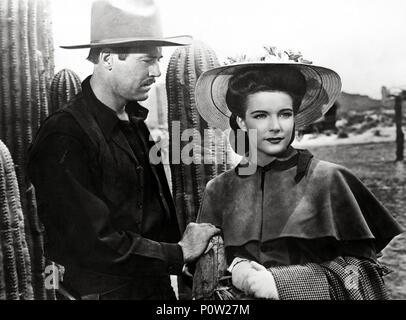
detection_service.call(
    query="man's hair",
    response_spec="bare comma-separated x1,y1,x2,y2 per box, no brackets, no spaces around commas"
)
87,47,130,64
225,65,307,119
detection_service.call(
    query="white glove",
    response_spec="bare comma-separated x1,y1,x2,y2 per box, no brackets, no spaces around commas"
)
229,257,253,293
245,261,279,300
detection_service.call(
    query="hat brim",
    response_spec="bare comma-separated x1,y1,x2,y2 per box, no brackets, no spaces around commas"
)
60,35,193,49
195,62,342,131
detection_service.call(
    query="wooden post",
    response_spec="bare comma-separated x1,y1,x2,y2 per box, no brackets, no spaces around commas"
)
192,236,228,300
394,95,404,161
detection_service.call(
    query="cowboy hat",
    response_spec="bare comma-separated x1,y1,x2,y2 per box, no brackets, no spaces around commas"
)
195,60,342,131
61,0,192,49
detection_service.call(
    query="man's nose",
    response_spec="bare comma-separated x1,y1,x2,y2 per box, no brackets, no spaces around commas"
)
149,62,161,78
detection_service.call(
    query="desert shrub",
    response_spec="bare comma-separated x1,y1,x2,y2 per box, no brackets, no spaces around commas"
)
337,129,349,139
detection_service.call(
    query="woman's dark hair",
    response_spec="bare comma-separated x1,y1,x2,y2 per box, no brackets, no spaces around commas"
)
226,65,306,155
226,65,307,119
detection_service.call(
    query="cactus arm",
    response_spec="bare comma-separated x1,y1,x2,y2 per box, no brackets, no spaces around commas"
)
49,69,81,114
185,45,204,209
168,49,184,231
50,69,60,114
37,0,50,81
175,47,190,231
205,128,218,180
28,0,41,136
0,0,10,144
166,51,185,231
175,47,197,227
38,57,49,122
1,1,14,154
26,184,46,300
20,0,32,150
44,0,54,80
0,142,20,300
3,141,33,300
0,235,6,299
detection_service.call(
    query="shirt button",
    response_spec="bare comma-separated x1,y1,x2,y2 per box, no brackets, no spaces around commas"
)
137,203,143,209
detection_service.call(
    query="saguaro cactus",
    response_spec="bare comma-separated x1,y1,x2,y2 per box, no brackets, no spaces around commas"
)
0,0,54,300
166,40,235,300
166,40,233,233
0,140,33,300
50,69,82,114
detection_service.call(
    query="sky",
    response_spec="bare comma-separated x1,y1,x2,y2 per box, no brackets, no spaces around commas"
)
52,0,406,100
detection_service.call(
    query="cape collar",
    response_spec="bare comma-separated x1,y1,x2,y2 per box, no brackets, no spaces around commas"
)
235,147,314,183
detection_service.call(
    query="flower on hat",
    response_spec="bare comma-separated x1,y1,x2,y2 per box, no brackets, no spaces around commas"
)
263,46,313,64
225,46,313,65
225,54,250,65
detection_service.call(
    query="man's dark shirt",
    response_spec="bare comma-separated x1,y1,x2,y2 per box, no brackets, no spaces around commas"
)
27,76,183,296
117,120,167,240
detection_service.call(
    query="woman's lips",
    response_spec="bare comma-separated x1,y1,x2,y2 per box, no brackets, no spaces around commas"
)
266,137,284,144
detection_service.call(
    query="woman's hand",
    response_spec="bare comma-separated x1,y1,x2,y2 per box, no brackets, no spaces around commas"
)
230,259,279,299
230,258,253,292
245,261,279,300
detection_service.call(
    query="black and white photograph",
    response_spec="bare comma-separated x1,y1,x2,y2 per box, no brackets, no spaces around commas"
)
0,0,405,307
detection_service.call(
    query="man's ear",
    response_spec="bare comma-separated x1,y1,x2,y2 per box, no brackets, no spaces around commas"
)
100,49,113,70
236,116,247,132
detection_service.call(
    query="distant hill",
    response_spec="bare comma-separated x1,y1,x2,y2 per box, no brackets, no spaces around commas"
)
337,92,384,115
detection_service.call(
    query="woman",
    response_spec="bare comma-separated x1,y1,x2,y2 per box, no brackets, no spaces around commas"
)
193,60,403,300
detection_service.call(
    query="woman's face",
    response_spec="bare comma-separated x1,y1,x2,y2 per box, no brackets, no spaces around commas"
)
237,91,295,165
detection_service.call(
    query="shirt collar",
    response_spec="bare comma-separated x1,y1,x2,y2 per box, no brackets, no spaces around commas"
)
81,76,149,139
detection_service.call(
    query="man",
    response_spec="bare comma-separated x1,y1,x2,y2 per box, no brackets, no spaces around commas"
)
27,0,219,300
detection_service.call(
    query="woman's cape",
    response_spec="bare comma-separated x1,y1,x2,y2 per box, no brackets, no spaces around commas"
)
198,155,403,255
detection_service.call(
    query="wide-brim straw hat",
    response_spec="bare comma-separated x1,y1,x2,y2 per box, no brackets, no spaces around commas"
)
195,61,342,131
61,0,192,49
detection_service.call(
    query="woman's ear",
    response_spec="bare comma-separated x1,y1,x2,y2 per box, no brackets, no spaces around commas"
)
236,116,247,132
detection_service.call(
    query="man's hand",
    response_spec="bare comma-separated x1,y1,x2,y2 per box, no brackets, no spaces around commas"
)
178,222,221,263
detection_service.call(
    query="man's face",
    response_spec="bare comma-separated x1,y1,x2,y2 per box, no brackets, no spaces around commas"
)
110,46,163,103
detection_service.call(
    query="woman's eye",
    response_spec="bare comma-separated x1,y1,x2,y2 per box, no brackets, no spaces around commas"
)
253,114,267,119
280,112,293,118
